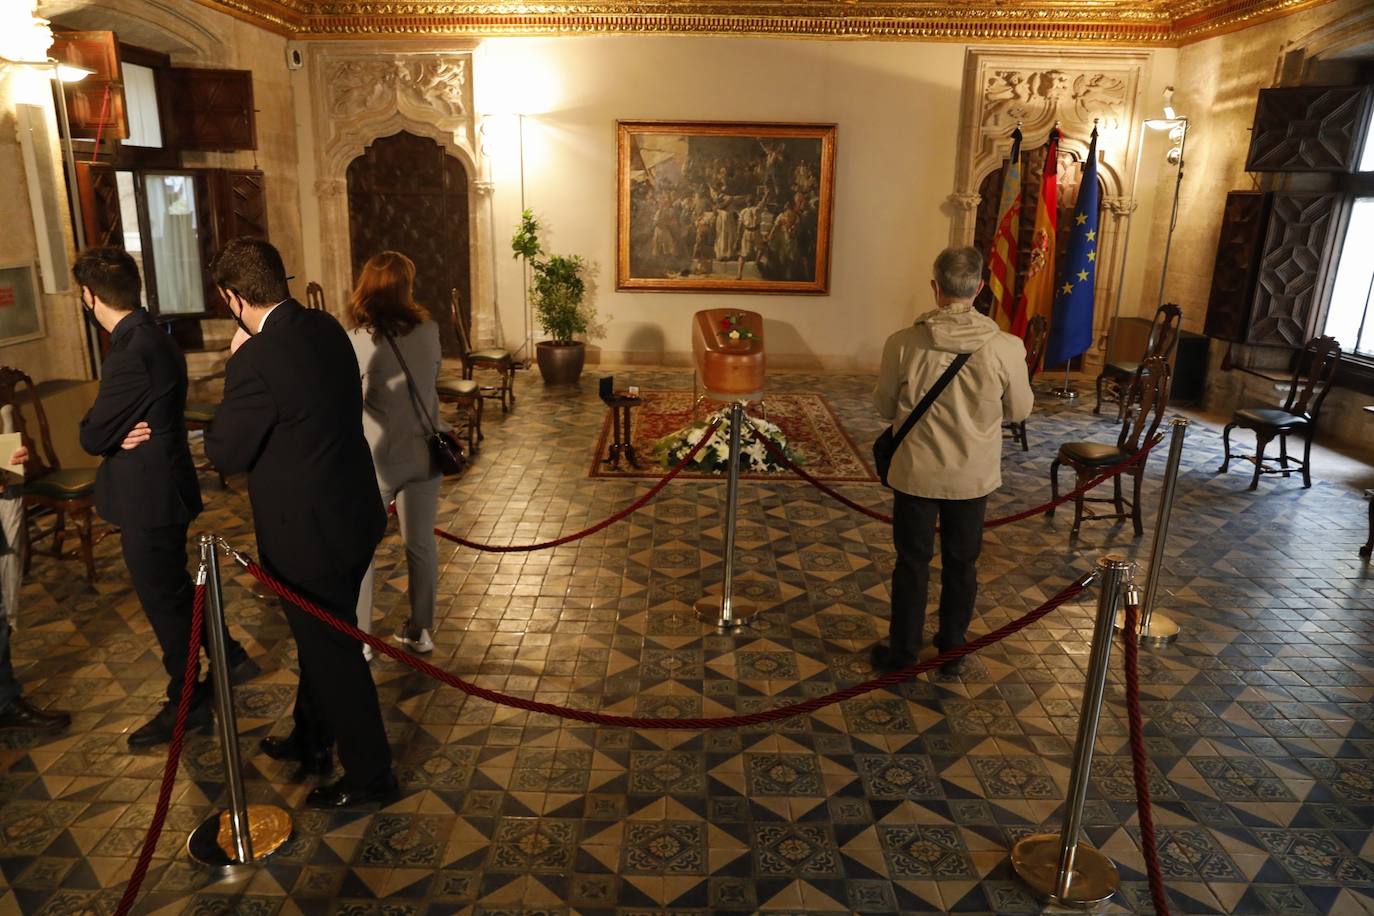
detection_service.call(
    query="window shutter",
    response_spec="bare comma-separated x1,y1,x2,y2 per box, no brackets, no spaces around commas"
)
73,162,124,248
1246,86,1374,173
1246,192,1343,347
50,31,128,141
165,68,256,151
1203,191,1269,343
211,169,269,243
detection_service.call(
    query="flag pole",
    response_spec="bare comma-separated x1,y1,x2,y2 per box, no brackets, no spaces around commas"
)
1051,361,1077,399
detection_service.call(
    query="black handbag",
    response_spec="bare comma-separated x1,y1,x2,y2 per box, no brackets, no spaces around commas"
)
873,352,970,488
384,333,467,477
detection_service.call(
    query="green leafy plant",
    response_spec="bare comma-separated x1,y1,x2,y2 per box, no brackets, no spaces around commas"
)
511,209,597,344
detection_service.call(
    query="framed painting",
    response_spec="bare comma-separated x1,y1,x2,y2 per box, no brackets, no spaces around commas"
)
0,263,45,348
616,120,836,294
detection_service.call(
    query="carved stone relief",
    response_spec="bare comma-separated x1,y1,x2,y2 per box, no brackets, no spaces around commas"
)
326,55,468,127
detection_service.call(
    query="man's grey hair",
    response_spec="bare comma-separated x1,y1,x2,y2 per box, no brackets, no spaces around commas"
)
932,246,984,300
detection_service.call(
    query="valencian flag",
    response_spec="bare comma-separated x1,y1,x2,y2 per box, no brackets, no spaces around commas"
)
1045,127,1102,367
1008,127,1059,338
987,127,1023,331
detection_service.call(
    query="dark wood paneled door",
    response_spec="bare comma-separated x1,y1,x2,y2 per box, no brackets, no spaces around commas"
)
347,131,470,356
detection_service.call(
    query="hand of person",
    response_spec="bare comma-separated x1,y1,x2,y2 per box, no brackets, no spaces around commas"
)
0,446,25,494
230,326,251,355
121,421,152,451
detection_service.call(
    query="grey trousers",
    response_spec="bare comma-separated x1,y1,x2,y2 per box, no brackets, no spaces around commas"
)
0,492,25,713
355,473,441,635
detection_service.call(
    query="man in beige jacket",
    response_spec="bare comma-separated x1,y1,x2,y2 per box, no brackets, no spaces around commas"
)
870,246,1034,676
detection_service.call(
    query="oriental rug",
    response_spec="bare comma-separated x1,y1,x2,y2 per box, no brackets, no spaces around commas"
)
588,389,878,482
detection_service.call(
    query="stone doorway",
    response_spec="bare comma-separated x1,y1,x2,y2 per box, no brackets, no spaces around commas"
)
346,130,471,355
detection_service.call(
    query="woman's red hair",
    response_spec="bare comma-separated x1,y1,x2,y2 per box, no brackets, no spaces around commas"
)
348,250,428,340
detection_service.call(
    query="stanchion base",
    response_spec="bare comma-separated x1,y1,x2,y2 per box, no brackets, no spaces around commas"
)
1050,387,1079,400
1012,833,1119,907
694,598,760,629
1113,609,1181,646
187,804,292,871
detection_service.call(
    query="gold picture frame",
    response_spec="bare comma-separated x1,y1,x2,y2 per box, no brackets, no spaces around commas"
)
616,120,836,294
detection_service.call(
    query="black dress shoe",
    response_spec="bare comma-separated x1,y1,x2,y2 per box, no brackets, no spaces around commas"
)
260,735,333,780
938,656,968,677
306,772,400,809
0,698,71,735
869,643,916,673
129,698,212,749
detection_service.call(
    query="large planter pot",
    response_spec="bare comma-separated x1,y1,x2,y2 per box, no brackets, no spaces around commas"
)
536,340,586,385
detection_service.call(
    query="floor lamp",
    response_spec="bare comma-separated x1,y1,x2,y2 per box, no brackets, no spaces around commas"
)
1105,93,1189,364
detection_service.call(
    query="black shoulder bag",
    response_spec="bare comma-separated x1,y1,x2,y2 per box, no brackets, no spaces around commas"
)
872,352,971,488
384,334,467,477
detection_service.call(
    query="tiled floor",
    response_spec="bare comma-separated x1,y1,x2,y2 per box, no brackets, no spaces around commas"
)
2,366,1372,915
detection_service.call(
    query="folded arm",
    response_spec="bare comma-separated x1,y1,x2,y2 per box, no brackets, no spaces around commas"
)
205,356,277,475
79,350,149,457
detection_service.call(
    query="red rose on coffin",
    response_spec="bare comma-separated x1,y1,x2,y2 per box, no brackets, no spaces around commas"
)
720,318,732,331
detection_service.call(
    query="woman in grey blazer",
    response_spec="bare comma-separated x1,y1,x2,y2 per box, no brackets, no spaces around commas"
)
348,251,445,656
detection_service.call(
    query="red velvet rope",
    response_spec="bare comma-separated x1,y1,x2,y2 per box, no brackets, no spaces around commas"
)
748,418,1163,529
236,548,1092,729
432,417,721,552
1122,599,1170,916
114,583,206,916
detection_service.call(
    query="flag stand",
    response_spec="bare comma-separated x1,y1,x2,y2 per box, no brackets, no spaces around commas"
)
1051,363,1077,400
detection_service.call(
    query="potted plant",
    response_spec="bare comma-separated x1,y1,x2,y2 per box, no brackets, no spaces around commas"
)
512,209,599,385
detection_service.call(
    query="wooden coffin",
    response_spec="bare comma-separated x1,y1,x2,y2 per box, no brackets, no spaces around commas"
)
692,309,765,402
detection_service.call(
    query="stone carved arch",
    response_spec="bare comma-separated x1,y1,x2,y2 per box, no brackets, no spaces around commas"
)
40,0,225,62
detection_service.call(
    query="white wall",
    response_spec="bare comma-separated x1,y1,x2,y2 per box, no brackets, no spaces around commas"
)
478,36,972,373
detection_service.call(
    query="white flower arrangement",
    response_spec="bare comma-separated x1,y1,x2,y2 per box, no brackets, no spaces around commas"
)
653,408,797,473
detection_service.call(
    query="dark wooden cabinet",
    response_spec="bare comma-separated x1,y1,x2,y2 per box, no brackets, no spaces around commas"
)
1203,191,1270,343
50,31,128,141
165,68,256,151
1246,85,1373,173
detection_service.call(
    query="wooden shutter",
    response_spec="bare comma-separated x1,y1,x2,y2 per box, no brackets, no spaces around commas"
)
50,31,128,141
210,169,269,242
1203,191,1269,342
1246,86,1374,173
73,162,124,249
165,68,256,151
1246,192,1343,348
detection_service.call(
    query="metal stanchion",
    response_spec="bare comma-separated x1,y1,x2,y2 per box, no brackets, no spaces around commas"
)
696,401,759,628
1051,363,1078,400
1115,415,1186,646
1012,554,1132,907
187,535,292,870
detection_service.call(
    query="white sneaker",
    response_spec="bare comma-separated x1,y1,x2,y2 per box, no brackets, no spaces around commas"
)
394,627,434,654
362,644,374,662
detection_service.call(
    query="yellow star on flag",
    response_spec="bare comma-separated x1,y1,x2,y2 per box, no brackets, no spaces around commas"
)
1075,213,1087,225
1087,249,1096,262
1061,282,1074,295
1085,229,1096,241
1078,269,1089,281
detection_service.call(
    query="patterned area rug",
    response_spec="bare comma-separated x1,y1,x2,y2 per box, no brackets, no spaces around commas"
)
588,390,878,482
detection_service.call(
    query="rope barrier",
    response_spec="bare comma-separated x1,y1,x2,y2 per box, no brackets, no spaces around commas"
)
114,583,206,916
231,541,1092,729
746,416,1163,529
1121,598,1171,916
432,417,721,552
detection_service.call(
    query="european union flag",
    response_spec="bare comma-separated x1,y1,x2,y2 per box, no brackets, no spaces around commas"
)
1044,127,1101,367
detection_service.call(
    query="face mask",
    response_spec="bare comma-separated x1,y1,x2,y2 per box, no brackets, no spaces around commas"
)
80,292,102,333
225,290,256,339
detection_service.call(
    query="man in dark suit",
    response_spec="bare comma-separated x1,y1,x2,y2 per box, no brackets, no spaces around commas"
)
74,247,249,748
205,237,395,808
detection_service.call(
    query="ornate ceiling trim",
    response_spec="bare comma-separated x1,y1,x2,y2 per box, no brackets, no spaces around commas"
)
188,0,1337,45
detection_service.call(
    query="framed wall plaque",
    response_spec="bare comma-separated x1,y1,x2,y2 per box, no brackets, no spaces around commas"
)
0,263,45,348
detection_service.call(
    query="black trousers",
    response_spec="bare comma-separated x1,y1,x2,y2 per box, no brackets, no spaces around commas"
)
273,557,391,789
121,523,241,703
888,492,987,657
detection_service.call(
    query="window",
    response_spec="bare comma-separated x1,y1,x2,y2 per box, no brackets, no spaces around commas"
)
1322,94,1374,359
121,63,162,148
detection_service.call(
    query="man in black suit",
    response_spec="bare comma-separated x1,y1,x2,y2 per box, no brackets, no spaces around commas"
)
205,237,395,808
74,248,249,748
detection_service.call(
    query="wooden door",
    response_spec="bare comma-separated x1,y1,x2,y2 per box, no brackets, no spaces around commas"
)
346,131,470,356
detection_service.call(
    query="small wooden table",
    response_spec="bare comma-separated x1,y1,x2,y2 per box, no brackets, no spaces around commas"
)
1363,406,1373,558
603,393,643,470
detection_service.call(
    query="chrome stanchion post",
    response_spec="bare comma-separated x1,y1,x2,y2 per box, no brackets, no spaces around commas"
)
188,535,292,870
1116,415,1186,646
696,402,759,628
1012,554,1131,907
1051,362,1078,400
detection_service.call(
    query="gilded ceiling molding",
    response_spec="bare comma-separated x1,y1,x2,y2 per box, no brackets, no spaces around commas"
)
189,0,1338,44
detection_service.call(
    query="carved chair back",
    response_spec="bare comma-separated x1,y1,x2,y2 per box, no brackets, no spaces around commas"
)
305,281,326,311
1024,314,1049,379
1117,357,1171,454
1283,335,1342,419
1141,303,1183,364
0,367,59,479
450,288,474,355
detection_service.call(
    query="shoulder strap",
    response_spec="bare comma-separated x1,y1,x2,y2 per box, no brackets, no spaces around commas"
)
890,352,972,449
383,333,440,438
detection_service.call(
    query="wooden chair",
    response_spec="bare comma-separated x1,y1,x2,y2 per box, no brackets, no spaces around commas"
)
1050,357,1171,537
1218,336,1341,490
305,282,326,310
0,368,99,581
437,376,483,454
451,288,515,413
1005,314,1048,452
1095,303,1182,416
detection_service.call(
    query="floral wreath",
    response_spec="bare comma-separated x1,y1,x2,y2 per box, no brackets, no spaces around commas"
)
717,313,759,342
